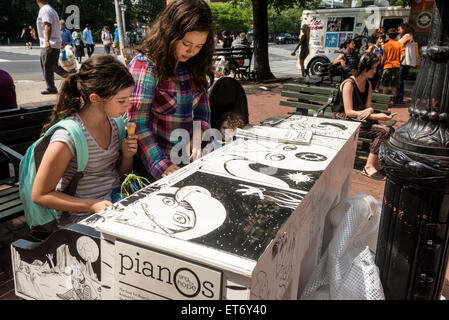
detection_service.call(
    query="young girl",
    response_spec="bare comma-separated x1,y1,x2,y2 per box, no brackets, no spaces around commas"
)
72,27,85,63
366,33,385,92
32,55,137,228
128,0,215,180
204,112,245,153
333,53,395,180
291,24,310,77
333,38,357,79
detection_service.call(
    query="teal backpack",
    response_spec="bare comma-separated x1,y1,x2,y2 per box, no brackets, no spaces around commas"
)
19,117,126,230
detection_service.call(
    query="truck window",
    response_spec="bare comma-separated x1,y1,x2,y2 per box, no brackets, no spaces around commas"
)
341,17,355,32
383,18,405,31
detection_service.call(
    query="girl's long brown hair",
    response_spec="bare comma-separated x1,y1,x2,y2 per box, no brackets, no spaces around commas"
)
42,55,134,134
138,0,215,92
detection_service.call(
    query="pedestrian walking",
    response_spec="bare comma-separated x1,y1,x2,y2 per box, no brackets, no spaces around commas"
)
113,23,120,55
20,24,33,49
101,26,113,54
127,0,215,180
72,26,85,63
394,23,417,104
381,28,405,99
83,24,95,58
291,24,310,77
60,20,74,48
35,0,69,95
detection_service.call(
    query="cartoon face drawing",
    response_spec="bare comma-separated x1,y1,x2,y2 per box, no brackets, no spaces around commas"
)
97,186,227,241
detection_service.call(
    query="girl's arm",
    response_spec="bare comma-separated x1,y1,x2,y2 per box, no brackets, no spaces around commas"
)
32,141,111,213
333,54,346,67
128,58,175,179
190,91,211,161
291,35,303,55
117,135,138,175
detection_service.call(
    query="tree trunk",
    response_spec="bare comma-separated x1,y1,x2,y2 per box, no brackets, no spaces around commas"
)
252,0,275,81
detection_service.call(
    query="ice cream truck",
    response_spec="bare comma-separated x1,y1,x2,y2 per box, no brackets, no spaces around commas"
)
302,5,411,75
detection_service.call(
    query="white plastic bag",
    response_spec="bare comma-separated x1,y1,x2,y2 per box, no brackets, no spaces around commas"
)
300,193,385,300
59,45,77,72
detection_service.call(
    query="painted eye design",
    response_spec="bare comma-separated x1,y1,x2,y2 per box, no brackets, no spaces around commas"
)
282,145,297,152
163,197,176,206
295,152,327,162
173,212,190,225
266,153,285,161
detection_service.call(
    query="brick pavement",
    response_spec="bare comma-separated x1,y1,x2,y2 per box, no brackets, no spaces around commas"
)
1,78,448,300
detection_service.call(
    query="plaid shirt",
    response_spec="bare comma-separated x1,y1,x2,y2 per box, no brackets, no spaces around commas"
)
127,54,210,179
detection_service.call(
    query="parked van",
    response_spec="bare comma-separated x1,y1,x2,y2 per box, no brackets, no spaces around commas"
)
301,5,410,75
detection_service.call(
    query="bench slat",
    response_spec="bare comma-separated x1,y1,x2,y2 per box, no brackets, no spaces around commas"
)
0,204,23,220
281,91,332,103
0,191,20,205
0,186,19,197
283,83,338,95
0,198,22,211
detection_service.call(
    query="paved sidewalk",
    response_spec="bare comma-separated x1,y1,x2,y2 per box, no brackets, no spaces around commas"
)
1,74,448,300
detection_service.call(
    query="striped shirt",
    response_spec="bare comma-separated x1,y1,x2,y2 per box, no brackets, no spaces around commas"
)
50,113,122,203
127,54,210,179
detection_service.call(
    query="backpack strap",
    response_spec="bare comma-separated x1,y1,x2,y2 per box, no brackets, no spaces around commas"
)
113,116,126,145
43,119,89,172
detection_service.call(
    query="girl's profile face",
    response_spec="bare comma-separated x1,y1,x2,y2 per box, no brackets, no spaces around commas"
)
175,31,208,62
103,87,133,118
366,62,379,79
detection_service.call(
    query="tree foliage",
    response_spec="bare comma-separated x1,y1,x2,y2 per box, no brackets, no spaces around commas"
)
0,0,165,42
209,1,252,34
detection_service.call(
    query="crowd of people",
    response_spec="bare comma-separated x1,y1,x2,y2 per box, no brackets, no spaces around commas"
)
330,24,417,104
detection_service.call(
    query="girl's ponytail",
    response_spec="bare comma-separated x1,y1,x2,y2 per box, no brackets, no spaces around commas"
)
41,73,83,135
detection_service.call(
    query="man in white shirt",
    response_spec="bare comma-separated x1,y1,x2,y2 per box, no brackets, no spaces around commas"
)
83,24,95,58
36,0,68,94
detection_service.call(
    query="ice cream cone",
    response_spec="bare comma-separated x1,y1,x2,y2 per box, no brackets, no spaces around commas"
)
126,122,136,135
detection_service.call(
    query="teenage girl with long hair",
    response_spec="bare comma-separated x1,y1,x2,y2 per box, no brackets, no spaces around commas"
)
32,55,137,228
334,53,395,180
127,0,215,180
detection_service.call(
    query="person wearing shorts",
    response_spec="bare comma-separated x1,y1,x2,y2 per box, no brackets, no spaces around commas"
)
381,67,399,89
381,28,404,100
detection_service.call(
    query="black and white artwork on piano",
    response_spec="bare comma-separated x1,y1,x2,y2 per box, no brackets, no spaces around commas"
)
11,228,101,300
274,114,360,140
199,138,337,191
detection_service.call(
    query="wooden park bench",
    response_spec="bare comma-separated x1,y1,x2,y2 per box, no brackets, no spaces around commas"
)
213,47,255,80
0,103,54,221
314,62,345,86
261,83,396,151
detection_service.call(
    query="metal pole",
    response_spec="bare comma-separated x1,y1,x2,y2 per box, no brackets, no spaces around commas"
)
121,1,127,46
114,0,125,56
376,0,449,300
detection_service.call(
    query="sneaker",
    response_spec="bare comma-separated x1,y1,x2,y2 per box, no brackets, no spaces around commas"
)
41,88,58,95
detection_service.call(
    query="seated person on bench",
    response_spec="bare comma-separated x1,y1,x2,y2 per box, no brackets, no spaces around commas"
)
333,38,357,79
333,53,395,181
230,33,250,78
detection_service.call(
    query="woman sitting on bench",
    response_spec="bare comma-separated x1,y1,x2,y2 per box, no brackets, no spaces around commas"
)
333,52,395,181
